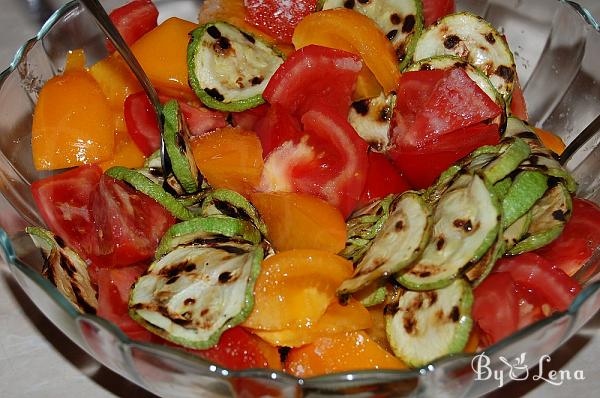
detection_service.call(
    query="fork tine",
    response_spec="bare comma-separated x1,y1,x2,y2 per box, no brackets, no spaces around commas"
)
559,112,600,166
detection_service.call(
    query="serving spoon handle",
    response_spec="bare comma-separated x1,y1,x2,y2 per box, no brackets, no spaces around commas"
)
78,0,171,172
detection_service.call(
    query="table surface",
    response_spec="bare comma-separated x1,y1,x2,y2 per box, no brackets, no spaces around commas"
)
2,1,600,397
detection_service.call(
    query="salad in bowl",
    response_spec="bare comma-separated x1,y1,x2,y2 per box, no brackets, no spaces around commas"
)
1,0,600,397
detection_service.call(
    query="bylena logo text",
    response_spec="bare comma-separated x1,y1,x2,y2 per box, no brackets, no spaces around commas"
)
471,352,586,388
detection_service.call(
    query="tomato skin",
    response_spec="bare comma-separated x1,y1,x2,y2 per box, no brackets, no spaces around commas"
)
535,198,600,276
472,272,520,346
107,0,159,52
392,69,502,148
422,0,455,26
90,175,176,266
510,80,528,121
494,253,581,312
124,92,229,156
188,327,281,370
263,45,362,117
358,152,411,207
390,123,500,189
254,103,302,157
96,264,154,342
31,164,103,260
231,103,270,131
124,92,161,156
244,0,317,43
298,108,369,217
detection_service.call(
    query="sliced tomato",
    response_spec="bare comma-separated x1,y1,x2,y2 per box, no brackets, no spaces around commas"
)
124,92,229,156
510,80,528,121
389,123,500,189
472,272,520,346
158,94,228,137
263,45,362,117
31,165,102,259
422,0,455,26
254,103,302,157
96,263,155,342
231,103,270,131
535,198,600,277
107,0,159,53
513,282,546,330
187,327,281,370
393,68,502,148
90,175,176,266
358,152,411,207
244,0,317,43
495,253,581,312
124,91,161,156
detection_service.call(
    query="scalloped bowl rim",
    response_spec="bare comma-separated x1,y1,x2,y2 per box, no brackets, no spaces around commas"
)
0,0,599,391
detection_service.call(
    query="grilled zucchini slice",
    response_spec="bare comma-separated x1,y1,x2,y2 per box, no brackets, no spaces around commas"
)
508,183,573,255
105,166,195,220
188,22,284,112
162,100,201,194
338,192,432,296
155,216,262,259
26,227,97,314
201,188,268,237
348,93,395,152
397,174,500,290
320,0,423,69
413,12,516,98
129,242,262,349
340,194,396,264
385,278,473,367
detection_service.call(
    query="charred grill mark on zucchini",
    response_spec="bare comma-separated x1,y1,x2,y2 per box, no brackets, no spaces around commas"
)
27,227,98,314
320,0,423,70
413,12,516,98
188,22,284,112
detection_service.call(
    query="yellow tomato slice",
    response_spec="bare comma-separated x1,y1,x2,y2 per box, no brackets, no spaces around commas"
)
293,9,401,95
190,127,264,196
242,250,353,331
32,70,115,170
534,127,566,155
253,299,371,347
250,192,347,253
285,331,407,377
131,17,198,98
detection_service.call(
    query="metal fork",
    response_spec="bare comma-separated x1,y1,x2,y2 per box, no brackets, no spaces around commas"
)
79,0,172,175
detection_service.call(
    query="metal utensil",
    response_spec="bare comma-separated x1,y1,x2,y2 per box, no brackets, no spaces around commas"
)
79,0,171,174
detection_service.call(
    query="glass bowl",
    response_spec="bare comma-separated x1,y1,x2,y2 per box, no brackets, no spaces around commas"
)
1,0,600,397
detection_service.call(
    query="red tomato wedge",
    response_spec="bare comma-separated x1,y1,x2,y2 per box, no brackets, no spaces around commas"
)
124,92,228,155
422,0,456,26
96,263,154,342
231,103,270,131
254,103,302,157
536,198,600,276
260,108,368,217
31,164,102,259
107,0,159,53
495,253,581,312
188,327,281,370
90,175,175,266
392,68,502,148
358,152,411,207
510,80,528,121
472,272,520,346
390,123,500,189
124,91,161,156
263,45,362,117
244,0,317,43
159,94,228,137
